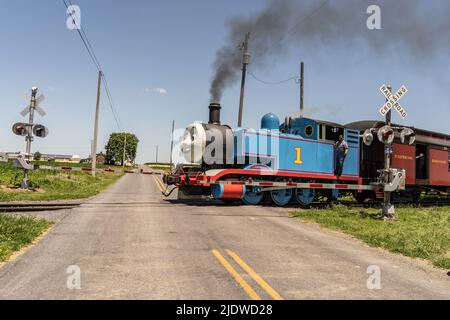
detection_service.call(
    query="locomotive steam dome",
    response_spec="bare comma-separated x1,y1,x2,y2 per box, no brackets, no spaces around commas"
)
261,113,280,130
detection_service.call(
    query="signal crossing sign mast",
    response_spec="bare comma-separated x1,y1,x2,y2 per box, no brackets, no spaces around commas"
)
12,87,48,188
361,85,414,219
378,84,411,219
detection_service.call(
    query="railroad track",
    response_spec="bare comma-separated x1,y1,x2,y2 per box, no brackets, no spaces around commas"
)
0,202,82,212
166,198,450,208
310,200,450,208
1,199,447,212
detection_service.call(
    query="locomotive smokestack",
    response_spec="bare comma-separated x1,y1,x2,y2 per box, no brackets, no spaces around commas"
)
208,102,221,125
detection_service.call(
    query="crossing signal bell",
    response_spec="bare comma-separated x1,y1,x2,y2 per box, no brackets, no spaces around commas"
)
32,124,48,138
377,126,395,144
12,123,28,136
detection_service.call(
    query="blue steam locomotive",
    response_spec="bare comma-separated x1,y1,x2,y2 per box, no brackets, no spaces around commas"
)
164,103,369,206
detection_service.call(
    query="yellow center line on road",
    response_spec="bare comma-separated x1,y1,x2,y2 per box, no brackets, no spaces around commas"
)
152,175,165,193
211,249,262,300
226,249,284,300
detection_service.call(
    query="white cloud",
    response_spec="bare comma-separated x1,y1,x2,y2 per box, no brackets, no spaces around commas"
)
143,87,167,95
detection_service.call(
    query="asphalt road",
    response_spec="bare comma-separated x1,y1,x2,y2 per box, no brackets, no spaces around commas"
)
0,172,449,299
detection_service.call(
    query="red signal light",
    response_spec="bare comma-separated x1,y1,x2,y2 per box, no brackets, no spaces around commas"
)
32,124,48,138
12,123,28,136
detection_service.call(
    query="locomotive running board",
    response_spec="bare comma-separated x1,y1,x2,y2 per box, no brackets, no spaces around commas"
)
199,179,376,191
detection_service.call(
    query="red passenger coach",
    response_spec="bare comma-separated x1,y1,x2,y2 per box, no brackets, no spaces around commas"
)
391,143,416,185
429,148,450,186
347,120,450,199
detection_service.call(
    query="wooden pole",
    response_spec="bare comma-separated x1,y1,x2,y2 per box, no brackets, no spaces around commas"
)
92,70,102,177
237,32,250,127
300,62,304,115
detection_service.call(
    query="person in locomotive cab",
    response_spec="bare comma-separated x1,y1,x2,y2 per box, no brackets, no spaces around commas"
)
334,135,349,177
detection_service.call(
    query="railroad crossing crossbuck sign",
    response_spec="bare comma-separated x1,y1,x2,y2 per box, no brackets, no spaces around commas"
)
20,94,46,117
379,84,408,119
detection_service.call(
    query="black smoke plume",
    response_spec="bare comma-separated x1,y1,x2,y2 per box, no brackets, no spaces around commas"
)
210,0,450,102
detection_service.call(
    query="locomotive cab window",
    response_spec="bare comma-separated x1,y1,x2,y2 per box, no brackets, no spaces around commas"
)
448,151,450,171
319,124,344,142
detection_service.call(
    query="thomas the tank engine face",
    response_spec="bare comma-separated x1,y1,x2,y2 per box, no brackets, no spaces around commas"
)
180,103,234,166
181,123,206,164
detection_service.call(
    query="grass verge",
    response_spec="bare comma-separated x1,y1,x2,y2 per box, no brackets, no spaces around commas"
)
0,162,123,202
0,214,53,262
290,205,450,269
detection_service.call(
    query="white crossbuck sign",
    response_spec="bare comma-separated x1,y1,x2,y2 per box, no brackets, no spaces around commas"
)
379,85,408,119
20,94,46,117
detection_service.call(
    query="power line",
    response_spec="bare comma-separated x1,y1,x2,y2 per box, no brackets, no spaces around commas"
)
286,0,330,37
67,0,102,69
62,0,121,131
62,0,101,71
248,68,299,85
246,1,329,86
250,0,330,60
102,75,121,130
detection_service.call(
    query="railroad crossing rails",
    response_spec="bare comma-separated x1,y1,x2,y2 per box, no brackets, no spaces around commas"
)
0,201,82,212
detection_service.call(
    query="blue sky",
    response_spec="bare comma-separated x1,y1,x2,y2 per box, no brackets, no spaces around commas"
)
1,0,449,163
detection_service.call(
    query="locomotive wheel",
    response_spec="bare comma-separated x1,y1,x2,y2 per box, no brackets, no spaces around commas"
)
294,188,315,206
270,188,293,206
242,185,264,205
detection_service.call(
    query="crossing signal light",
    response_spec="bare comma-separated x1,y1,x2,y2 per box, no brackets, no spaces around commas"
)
400,127,415,145
377,126,395,144
32,124,48,138
12,123,28,136
362,129,374,146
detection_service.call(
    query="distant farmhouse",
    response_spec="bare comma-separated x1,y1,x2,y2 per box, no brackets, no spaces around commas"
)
80,152,106,165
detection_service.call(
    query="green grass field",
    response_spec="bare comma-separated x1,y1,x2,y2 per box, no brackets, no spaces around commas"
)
291,205,450,269
0,162,123,202
0,214,53,262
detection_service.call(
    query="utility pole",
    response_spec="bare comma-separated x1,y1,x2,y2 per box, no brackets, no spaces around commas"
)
122,133,127,168
90,140,93,162
169,120,175,166
92,70,102,177
155,145,159,164
300,62,305,116
237,32,250,127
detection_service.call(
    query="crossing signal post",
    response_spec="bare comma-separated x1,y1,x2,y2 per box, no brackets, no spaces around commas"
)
362,84,414,219
12,87,49,189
